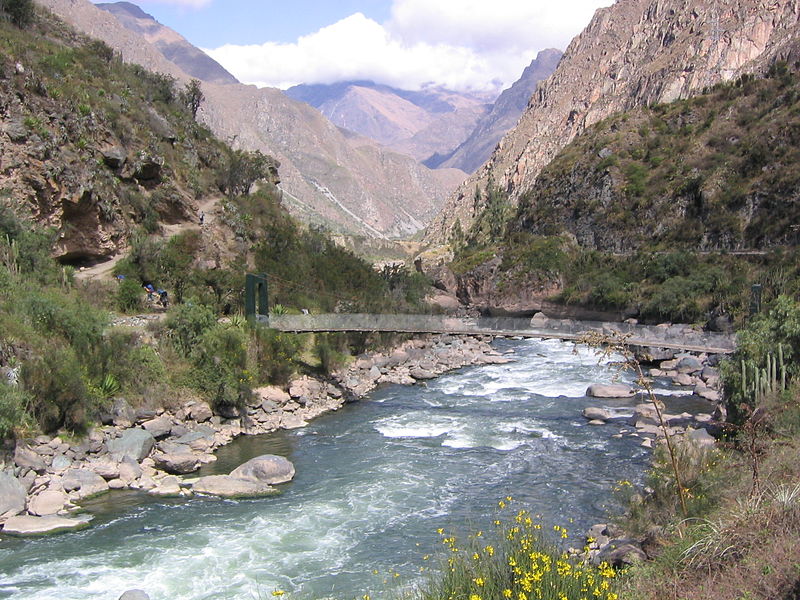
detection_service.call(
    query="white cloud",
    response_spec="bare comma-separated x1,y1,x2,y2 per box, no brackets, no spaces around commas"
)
205,0,614,93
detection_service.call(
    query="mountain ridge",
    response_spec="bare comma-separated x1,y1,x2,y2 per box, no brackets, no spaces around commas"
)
424,0,800,246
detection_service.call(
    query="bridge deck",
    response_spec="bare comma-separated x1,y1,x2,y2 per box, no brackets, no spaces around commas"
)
262,314,735,354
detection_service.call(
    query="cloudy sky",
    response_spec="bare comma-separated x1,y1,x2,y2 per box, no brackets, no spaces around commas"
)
101,0,615,93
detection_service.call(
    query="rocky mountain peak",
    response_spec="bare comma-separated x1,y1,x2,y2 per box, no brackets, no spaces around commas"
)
424,0,800,245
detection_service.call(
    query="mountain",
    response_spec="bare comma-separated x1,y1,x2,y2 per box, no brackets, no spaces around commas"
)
423,0,800,246
430,49,563,173
39,0,466,239
96,1,239,85
285,81,492,163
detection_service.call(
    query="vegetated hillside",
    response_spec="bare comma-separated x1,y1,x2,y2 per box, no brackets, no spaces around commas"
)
437,68,800,326
0,7,432,438
424,0,800,247
0,7,248,264
431,49,563,174
39,0,466,241
285,80,491,163
512,65,800,253
95,1,239,85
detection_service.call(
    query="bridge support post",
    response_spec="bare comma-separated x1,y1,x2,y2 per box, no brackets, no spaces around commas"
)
245,273,268,322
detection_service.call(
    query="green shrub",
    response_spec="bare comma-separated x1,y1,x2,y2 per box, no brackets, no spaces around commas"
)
21,343,94,433
165,302,216,355
249,326,300,386
24,288,107,353
0,382,31,440
116,277,142,313
190,323,249,410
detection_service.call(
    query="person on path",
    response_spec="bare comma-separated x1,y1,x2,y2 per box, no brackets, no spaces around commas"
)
199,211,205,226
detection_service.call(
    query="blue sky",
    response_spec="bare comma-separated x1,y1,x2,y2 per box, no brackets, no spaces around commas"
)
110,0,392,47
97,1,613,92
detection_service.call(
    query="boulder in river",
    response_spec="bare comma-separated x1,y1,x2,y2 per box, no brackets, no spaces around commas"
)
119,591,150,600
190,475,277,498
230,454,295,485
61,468,109,499
585,384,635,398
582,407,611,421
27,489,69,516
2,514,91,536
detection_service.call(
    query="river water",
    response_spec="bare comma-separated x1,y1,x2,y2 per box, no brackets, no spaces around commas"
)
0,338,700,600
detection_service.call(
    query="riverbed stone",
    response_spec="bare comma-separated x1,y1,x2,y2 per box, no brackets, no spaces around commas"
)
188,402,213,423
152,452,202,475
107,429,155,462
582,407,611,421
27,489,69,516
230,455,295,485
13,446,46,472
141,416,173,439
592,539,647,567
148,475,183,497
2,514,91,536
119,590,150,600
61,468,109,499
50,455,72,473
0,472,26,518
585,384,635,398
190,475,276,498
280,413,307,429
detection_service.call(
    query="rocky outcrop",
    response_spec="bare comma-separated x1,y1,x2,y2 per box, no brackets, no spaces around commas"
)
3,514,91,536
425,0,800,245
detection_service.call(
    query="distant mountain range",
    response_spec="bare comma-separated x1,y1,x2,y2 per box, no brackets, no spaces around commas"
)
285,81,493,164
39,0,466,239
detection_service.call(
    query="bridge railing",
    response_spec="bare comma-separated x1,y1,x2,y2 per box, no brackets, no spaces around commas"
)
261,313,736,353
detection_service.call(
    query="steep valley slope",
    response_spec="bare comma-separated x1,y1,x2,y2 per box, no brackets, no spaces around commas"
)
424,0,800,246
37,0,466,240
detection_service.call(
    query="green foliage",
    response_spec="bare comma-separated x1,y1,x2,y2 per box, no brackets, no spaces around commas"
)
116,277,142,313
181,78,204,120
218,148,274,197
0,0,34,27
190,323,249,410
249,325,301,386
165,302,217,355
0,382,31,439
21,343,93,434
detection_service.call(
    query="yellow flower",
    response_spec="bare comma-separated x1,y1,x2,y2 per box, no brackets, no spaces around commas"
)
503,590,513,598
271,592,285,597
470,594,482,600
484,545,495,556
474,577,485,587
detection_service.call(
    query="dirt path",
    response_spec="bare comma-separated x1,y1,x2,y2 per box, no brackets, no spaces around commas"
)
75,196,221,282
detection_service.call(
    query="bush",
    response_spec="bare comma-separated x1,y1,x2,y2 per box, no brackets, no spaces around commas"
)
0,0,34,27
249,326,300,386
116,277,142,313
190,323,249,410
165,302,216,354
21,343,94,433
0,382,31,440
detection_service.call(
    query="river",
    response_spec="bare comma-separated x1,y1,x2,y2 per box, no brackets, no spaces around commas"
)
0,338,698,600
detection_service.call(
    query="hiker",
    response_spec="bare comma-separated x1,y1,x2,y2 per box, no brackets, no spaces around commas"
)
143,283,156,302
158,289,169,308
199,211,205,226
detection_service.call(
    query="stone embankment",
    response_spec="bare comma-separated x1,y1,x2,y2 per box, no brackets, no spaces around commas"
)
0,334,509,536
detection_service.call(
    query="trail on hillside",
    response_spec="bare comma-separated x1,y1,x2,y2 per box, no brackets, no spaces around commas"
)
75,196,221,282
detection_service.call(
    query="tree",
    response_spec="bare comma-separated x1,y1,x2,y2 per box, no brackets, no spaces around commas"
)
1,0,34,27
218,148,274,197
181,78,204,120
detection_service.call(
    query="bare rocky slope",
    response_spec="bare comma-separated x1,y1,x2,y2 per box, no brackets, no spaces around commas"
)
432,49,563,174
37,0,465,239
285,81,492,163
424,0,800,246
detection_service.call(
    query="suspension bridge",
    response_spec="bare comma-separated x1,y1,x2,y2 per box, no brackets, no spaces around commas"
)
244,274,736,354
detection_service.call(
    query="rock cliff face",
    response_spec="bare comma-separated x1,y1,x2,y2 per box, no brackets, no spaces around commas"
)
433,49,563,174
37,0,464,239
424,0,800,245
